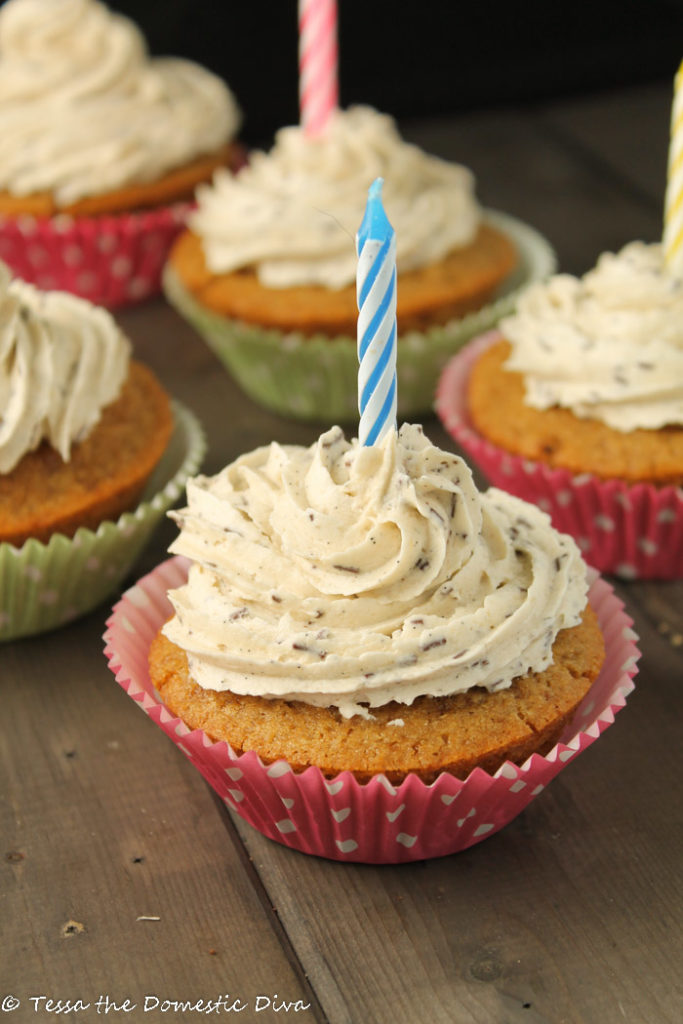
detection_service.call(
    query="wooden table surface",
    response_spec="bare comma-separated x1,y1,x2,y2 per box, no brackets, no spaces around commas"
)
2,82,681,1024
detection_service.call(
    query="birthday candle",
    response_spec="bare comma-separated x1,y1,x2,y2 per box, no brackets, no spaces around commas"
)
356,178,397,447
298,0,339,136
663,59,683,271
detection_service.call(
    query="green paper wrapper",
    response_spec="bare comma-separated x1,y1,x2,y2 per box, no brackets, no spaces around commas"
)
0,401,205,641
163,210,556,422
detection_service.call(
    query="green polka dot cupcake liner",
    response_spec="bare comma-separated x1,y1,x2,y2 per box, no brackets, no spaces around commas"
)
0,401,205,641
163,210,556,422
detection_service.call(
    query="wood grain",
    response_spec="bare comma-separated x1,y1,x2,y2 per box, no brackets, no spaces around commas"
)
2,81,681,1024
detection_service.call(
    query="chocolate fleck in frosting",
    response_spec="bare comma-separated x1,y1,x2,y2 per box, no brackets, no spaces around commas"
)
163,424,588,718
191,105,480,290
501,241,683,432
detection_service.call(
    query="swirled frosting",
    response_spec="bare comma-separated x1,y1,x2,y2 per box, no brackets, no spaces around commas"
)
501,241,683,431
163,424,588,719
0,0,241,205
0,260,130,473
191,105,481,289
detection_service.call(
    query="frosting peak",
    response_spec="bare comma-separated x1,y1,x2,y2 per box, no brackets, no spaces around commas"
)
0,0,241,205
501,241,683,431
191,105,481,289
164,425,588,718
0,260,130,473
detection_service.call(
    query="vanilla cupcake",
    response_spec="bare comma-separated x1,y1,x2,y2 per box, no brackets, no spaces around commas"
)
0,260,204,639
164,106,554,420
0,0,242,307
437,241,683,578
105,424,638,863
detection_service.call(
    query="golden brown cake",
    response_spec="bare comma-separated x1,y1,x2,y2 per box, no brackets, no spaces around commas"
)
169,221,517,337
0,260,173,547
151,422,603,785
0,145,240,220
468,338,683,485
162,106,537,420
149,605,604,784
0,361,172,546
175,106,518,338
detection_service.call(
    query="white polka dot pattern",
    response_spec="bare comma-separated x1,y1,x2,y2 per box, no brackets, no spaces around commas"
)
0,202,192,309
436,332,683,580
104,557,640,864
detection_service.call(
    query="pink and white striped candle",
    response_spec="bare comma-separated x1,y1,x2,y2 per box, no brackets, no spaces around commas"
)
298,0,339,136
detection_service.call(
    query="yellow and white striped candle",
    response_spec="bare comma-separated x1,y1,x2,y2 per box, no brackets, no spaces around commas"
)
663,59,683,272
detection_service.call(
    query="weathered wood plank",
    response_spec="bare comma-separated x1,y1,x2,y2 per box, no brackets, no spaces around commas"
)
0,617,326,1022
1,80,681,1024
227,585,680,1024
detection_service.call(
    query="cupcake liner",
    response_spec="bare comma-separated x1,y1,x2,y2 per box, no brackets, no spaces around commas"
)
104,556,638,864
436,332,683,580
163,210,556,421
1,402,205,642
0,203,193,309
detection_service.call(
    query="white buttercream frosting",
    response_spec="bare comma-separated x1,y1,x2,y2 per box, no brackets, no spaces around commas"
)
0,260,130,473
501,241,683,431
163,424,588,719
0,0,241,205
191,105,481,289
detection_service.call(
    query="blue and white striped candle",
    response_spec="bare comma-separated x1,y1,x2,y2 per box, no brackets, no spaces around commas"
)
356,177,397,446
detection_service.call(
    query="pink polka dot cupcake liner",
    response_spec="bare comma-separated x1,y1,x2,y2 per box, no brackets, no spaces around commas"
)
103,556,639,864
0,203,192,309
436,332,683,580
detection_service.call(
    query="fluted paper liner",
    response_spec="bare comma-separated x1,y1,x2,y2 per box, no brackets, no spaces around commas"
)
435,332,683,579
163,210,556,421
104,557,638,863
0,203,192,309
0,145,248,309
1,402,205,641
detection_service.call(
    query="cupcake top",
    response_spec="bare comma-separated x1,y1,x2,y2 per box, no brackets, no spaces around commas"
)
500,241,683,432
0,0,241,206
0,260,130,473
191,105,481,289
163,424,588,719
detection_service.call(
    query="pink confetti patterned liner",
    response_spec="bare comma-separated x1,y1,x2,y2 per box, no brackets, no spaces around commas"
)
103,557,639,864
0,203,192,309
436,332,683,580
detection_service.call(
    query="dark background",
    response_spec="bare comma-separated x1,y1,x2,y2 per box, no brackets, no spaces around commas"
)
103,0,683,145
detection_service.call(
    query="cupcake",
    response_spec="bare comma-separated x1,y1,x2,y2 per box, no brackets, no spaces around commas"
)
437,241,683,579
105,424,638,863
0,260,205,640
163,105,555,420
0,0,242,307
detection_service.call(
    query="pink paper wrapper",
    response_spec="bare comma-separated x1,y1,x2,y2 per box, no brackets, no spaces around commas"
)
436,331,683,580
0,203,192,309
103,557,639,864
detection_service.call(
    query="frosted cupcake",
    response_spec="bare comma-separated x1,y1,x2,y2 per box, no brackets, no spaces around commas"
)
0,260,204,640
0,0,242,307
164,105,554,420
105,424,638,862
437,241,683,578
